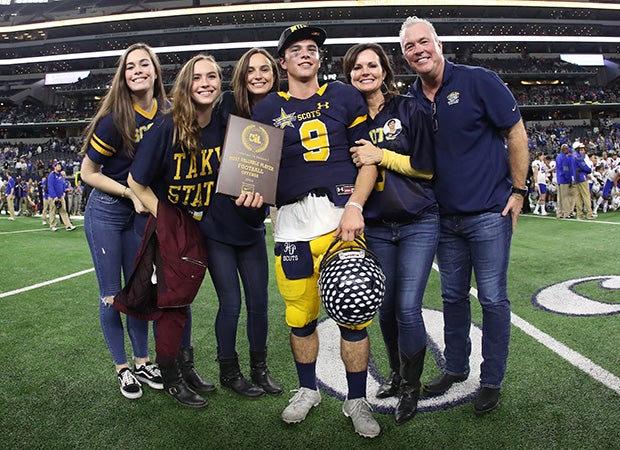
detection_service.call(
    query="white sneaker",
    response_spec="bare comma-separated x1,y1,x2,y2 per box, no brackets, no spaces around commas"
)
541,211,548,216
281,387,321,424
50,226,57,232
66,225,76,231
342,397,381,438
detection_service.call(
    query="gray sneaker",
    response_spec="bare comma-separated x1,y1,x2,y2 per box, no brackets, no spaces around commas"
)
342,397,381,438
281,387,321,424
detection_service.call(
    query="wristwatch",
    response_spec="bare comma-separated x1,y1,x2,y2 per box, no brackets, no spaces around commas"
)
511,186,528,197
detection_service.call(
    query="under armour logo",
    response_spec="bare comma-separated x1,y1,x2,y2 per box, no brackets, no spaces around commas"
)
317,102,330,110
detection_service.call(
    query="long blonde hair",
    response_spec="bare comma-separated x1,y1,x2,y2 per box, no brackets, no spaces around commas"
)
231,48,280,118
80,43,167,158
170,54,222,152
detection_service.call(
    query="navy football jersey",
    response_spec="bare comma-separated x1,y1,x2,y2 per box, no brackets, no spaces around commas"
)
86,99,161,183
129,110,224,216
131,94,265,245
364,95,437,222
251,81,369,207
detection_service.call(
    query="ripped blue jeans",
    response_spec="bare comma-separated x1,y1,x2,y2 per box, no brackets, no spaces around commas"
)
84,188,149,365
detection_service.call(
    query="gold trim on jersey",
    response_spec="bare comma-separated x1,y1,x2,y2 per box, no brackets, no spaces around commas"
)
133,98,158,120
278,84,328,101
348,114,367,129
277,91,291,101
90,133,116,157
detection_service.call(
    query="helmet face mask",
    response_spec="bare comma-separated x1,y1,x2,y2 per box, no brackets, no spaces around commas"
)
318,238,386,326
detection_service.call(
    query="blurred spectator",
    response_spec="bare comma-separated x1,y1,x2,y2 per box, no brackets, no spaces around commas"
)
46,161,76,231
4,170,16,220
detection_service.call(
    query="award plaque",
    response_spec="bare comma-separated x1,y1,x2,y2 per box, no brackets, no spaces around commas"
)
216,115,284,206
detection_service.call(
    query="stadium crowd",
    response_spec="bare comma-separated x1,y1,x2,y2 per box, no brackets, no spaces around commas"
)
2,121,619,221
3,55,616,125
3,85,619,126
1,48,618,222
0,160,85,219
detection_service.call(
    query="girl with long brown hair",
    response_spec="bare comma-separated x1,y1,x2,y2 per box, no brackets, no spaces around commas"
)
80,43,167,400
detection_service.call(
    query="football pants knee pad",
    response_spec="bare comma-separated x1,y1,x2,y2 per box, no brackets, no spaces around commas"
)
291,319,317,338
338,325,368,342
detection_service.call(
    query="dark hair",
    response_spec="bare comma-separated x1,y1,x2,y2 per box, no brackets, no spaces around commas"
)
231,48,280,118
342,43,398,104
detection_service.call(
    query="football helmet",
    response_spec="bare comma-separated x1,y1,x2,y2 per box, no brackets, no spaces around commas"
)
318,237,385,326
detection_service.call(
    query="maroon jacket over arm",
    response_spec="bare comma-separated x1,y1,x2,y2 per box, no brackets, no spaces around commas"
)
114,201,208,320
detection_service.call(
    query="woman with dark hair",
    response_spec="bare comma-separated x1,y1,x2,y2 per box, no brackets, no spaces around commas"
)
205,47,283,397
231,47,282,237
343,43,438,424
231,47,280,119
80,43,166,400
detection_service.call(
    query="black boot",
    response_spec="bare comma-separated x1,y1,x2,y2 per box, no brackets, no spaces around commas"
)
178,346,216,393
250,350,283,395
395,348,425,424
219,355,265,398
376,342,402,399
161,360,208,408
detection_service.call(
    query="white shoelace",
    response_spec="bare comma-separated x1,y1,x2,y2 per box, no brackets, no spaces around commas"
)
119,369,140,387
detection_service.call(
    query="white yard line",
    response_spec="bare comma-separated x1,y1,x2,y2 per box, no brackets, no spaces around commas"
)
522,214,620,225
432,263,620,395
0,268,94,298
510,313,620,395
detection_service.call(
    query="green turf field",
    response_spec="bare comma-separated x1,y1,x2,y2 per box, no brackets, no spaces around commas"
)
1,212,619,449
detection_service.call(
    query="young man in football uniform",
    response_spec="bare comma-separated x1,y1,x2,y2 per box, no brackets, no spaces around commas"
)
252,24,380,438
601,163,620,213
545,155,557,212
531,152,549,215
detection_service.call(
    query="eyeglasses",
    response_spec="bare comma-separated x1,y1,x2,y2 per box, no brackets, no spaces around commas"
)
431,101,438,132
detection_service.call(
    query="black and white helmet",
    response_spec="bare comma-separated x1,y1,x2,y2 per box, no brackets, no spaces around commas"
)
318,237,385,326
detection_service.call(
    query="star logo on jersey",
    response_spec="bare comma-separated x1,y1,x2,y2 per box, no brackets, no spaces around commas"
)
273,108,296,129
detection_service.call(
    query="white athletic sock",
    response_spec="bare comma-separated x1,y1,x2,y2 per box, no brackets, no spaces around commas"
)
595,197,603,210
